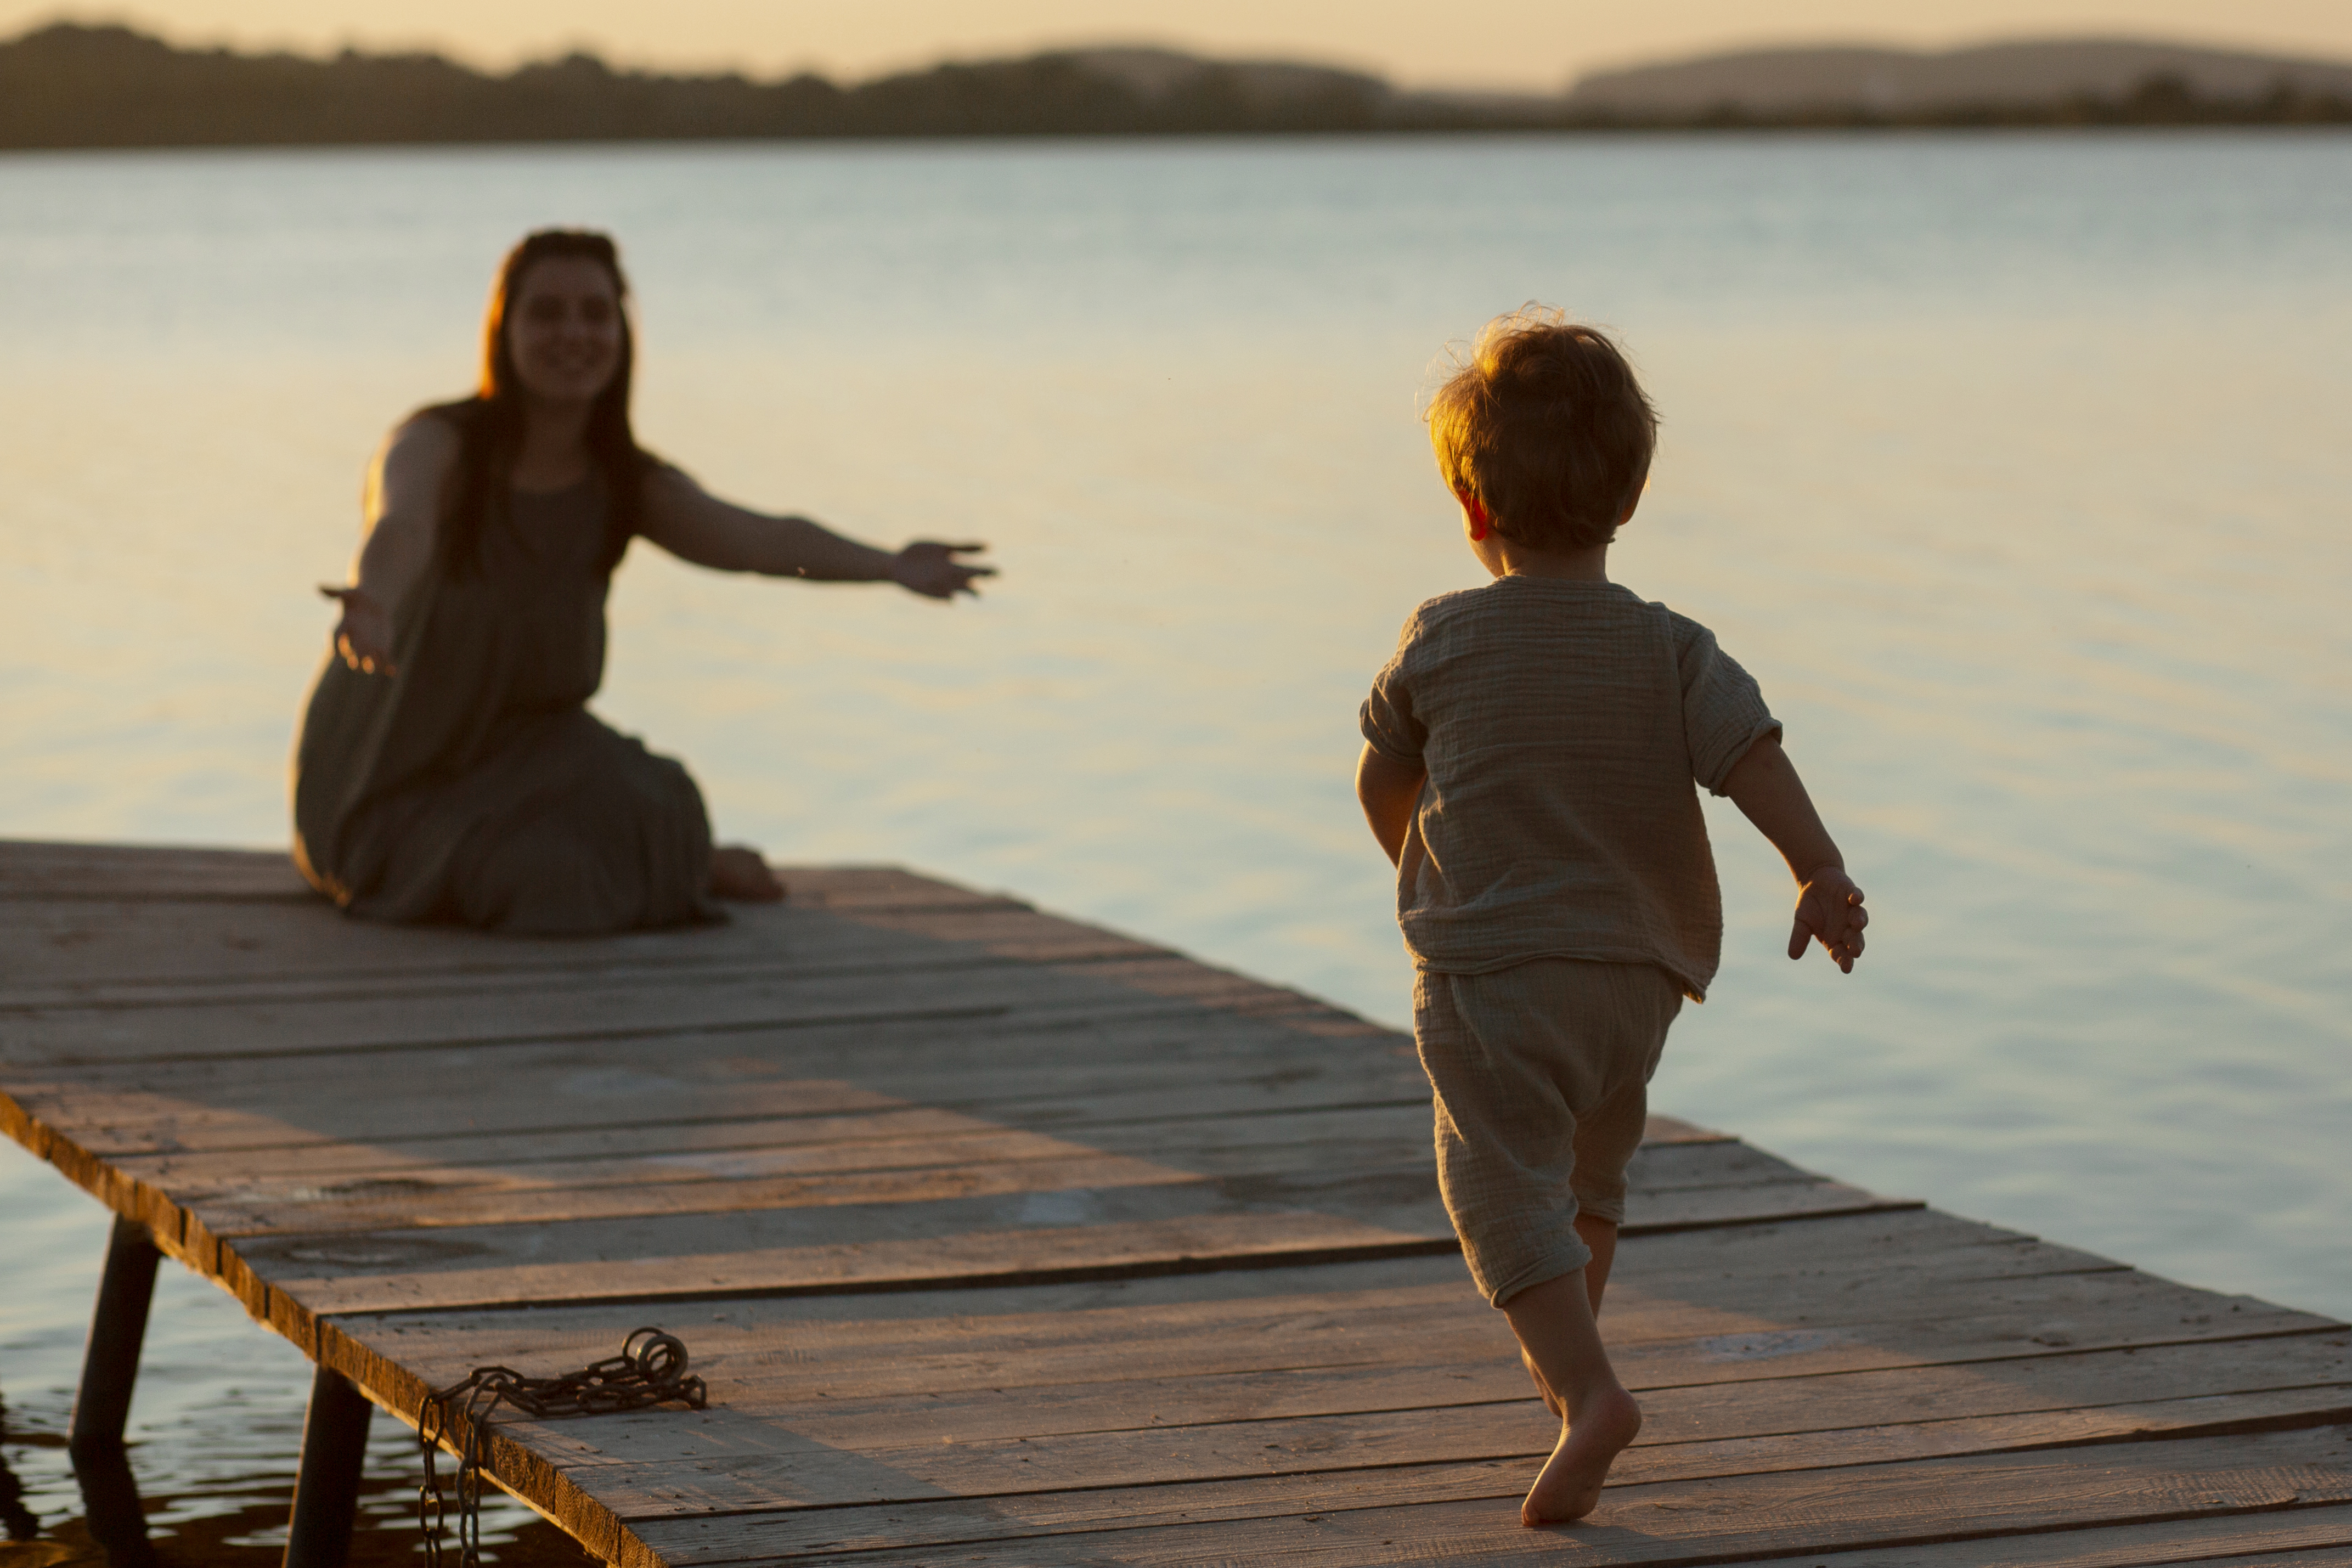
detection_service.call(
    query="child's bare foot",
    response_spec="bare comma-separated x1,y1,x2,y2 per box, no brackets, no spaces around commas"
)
1522,1383,1642,1526
710,845,786,902
1520,1347,1563,1417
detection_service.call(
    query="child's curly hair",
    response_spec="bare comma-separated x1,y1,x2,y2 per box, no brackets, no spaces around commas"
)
1426,308,1658,553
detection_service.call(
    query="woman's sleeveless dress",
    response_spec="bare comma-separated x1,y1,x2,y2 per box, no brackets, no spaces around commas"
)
291,478,720,935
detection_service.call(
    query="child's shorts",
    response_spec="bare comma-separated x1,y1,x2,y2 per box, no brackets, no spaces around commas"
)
1413,957,1684,1307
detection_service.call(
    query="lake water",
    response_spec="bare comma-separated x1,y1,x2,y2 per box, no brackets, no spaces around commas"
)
2,131,2348,1556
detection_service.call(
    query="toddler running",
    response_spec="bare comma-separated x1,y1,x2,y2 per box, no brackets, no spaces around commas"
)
1356,308,1868,1525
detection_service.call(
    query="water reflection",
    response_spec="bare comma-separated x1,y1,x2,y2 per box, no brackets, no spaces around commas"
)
2,1394,45,1542
67,1443,153,1568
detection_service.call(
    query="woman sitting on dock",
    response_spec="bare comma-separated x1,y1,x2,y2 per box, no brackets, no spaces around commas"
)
292,228,991,934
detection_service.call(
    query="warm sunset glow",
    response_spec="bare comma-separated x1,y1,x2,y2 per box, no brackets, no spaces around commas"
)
8,0,2350,89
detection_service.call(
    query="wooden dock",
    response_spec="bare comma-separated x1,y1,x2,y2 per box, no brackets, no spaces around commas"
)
4,837,2350,1566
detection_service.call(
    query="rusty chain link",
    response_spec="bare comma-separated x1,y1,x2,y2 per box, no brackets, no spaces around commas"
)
419,1327,707,1566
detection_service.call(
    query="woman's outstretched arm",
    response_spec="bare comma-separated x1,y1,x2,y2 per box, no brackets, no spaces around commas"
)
327,416,459,675
640,467,993,600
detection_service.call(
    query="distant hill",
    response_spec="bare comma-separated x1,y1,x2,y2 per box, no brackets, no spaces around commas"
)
2,22,2348,150
1569,37,2352,115
0,25,1428,147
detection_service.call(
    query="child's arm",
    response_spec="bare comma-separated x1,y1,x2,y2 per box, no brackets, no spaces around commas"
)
1721,734,1869,973
1356,744,1426,868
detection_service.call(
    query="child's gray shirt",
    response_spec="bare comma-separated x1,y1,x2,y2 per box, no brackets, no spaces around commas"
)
1360,576,1780,1000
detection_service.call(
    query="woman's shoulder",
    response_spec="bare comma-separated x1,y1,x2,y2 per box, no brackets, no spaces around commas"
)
369,404,472,512
396,399,480,447
381,402,472,473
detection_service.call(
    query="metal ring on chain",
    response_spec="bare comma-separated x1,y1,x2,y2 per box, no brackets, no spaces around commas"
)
418,1327,708,1567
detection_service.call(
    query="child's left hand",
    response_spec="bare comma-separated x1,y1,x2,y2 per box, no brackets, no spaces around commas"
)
1789,867,1868,972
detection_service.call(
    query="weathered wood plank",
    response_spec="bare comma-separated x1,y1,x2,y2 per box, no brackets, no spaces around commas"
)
619,1422,2352,1565
1,974,1381,1072
0,873,1350,1042
0,885,1006,995
218,1164,1929,1310
1728,1504,2352,1567
0,963,1230,1067
336,1212,2060,1363
105,1104,1006,1178
331,1243,2333,1415
274,1211,2065,1374
159,1132,1856,1240
263,1209,1456,1315
416,1328,2352,1459
520,1381,2352,1523
202,1147,1210,1235
0,843,978,914
96,1109,1734,1208
3,1020,1432,1154
105,1098,1444,1193
0,839,313,902
0,901,1183,1014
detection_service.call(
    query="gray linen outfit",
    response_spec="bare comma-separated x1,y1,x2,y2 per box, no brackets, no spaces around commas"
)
292,477,720,935
1361,576,1779,1304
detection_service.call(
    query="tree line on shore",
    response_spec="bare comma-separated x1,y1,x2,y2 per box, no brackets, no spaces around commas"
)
4,21,2349,151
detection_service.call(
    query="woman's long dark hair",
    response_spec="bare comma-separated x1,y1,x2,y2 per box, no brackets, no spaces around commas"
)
428,229,651,579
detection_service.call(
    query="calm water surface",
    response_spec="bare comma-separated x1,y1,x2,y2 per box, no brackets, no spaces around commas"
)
3,132,2349,1553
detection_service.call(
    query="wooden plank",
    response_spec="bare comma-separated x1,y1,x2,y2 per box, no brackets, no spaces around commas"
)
0,931,1154,1014
9,988,1414,1086
0,842,976,912
0,953,1383,1069
774,865,1024,912
104,1097,1446,1192
313,1260,2352,1560
617,1422,2352,1565
326,1243,2334,1413
1729,1505,2352,1566
416,1327,2352,1458
0,961,1206,1066
3,1007,1431,1153
105,1104,1011,1178
432,1290,2331,1423
0,903,1176,1013
4,1061,1431,1158
0,838,313,901
0,868,1347,1050
0,860,1187,1002
157,1129,1857,1240
0,888,955,994
149,1117,1206,1197
258,1210,1456,1315
96,1107,1730,1200
216,1160,1933,1311
498,1382,2352,1525
348,1335,2333,1467
199,1147,1212,1236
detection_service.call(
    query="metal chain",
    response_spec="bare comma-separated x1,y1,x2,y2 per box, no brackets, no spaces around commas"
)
419,1327,707,1567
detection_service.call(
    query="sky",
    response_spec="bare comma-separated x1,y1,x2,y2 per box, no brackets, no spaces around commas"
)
13,1,2352,91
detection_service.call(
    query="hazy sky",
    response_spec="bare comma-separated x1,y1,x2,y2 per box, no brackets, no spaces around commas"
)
19,1,2352,89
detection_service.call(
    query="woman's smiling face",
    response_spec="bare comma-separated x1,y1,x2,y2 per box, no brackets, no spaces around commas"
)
506,255,624,406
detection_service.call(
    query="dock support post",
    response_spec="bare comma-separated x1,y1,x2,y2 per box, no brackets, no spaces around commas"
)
282,1365,372,1568
69,1216,161,1456
69,1215,161,1566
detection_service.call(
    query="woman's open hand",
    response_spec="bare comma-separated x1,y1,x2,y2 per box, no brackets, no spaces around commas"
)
322,585,397,675
888,541,995,600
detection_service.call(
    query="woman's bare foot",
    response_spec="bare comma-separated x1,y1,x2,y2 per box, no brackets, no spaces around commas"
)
709,845,785,902
1522,1382,1642,1526
1520,1347,1563,1417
